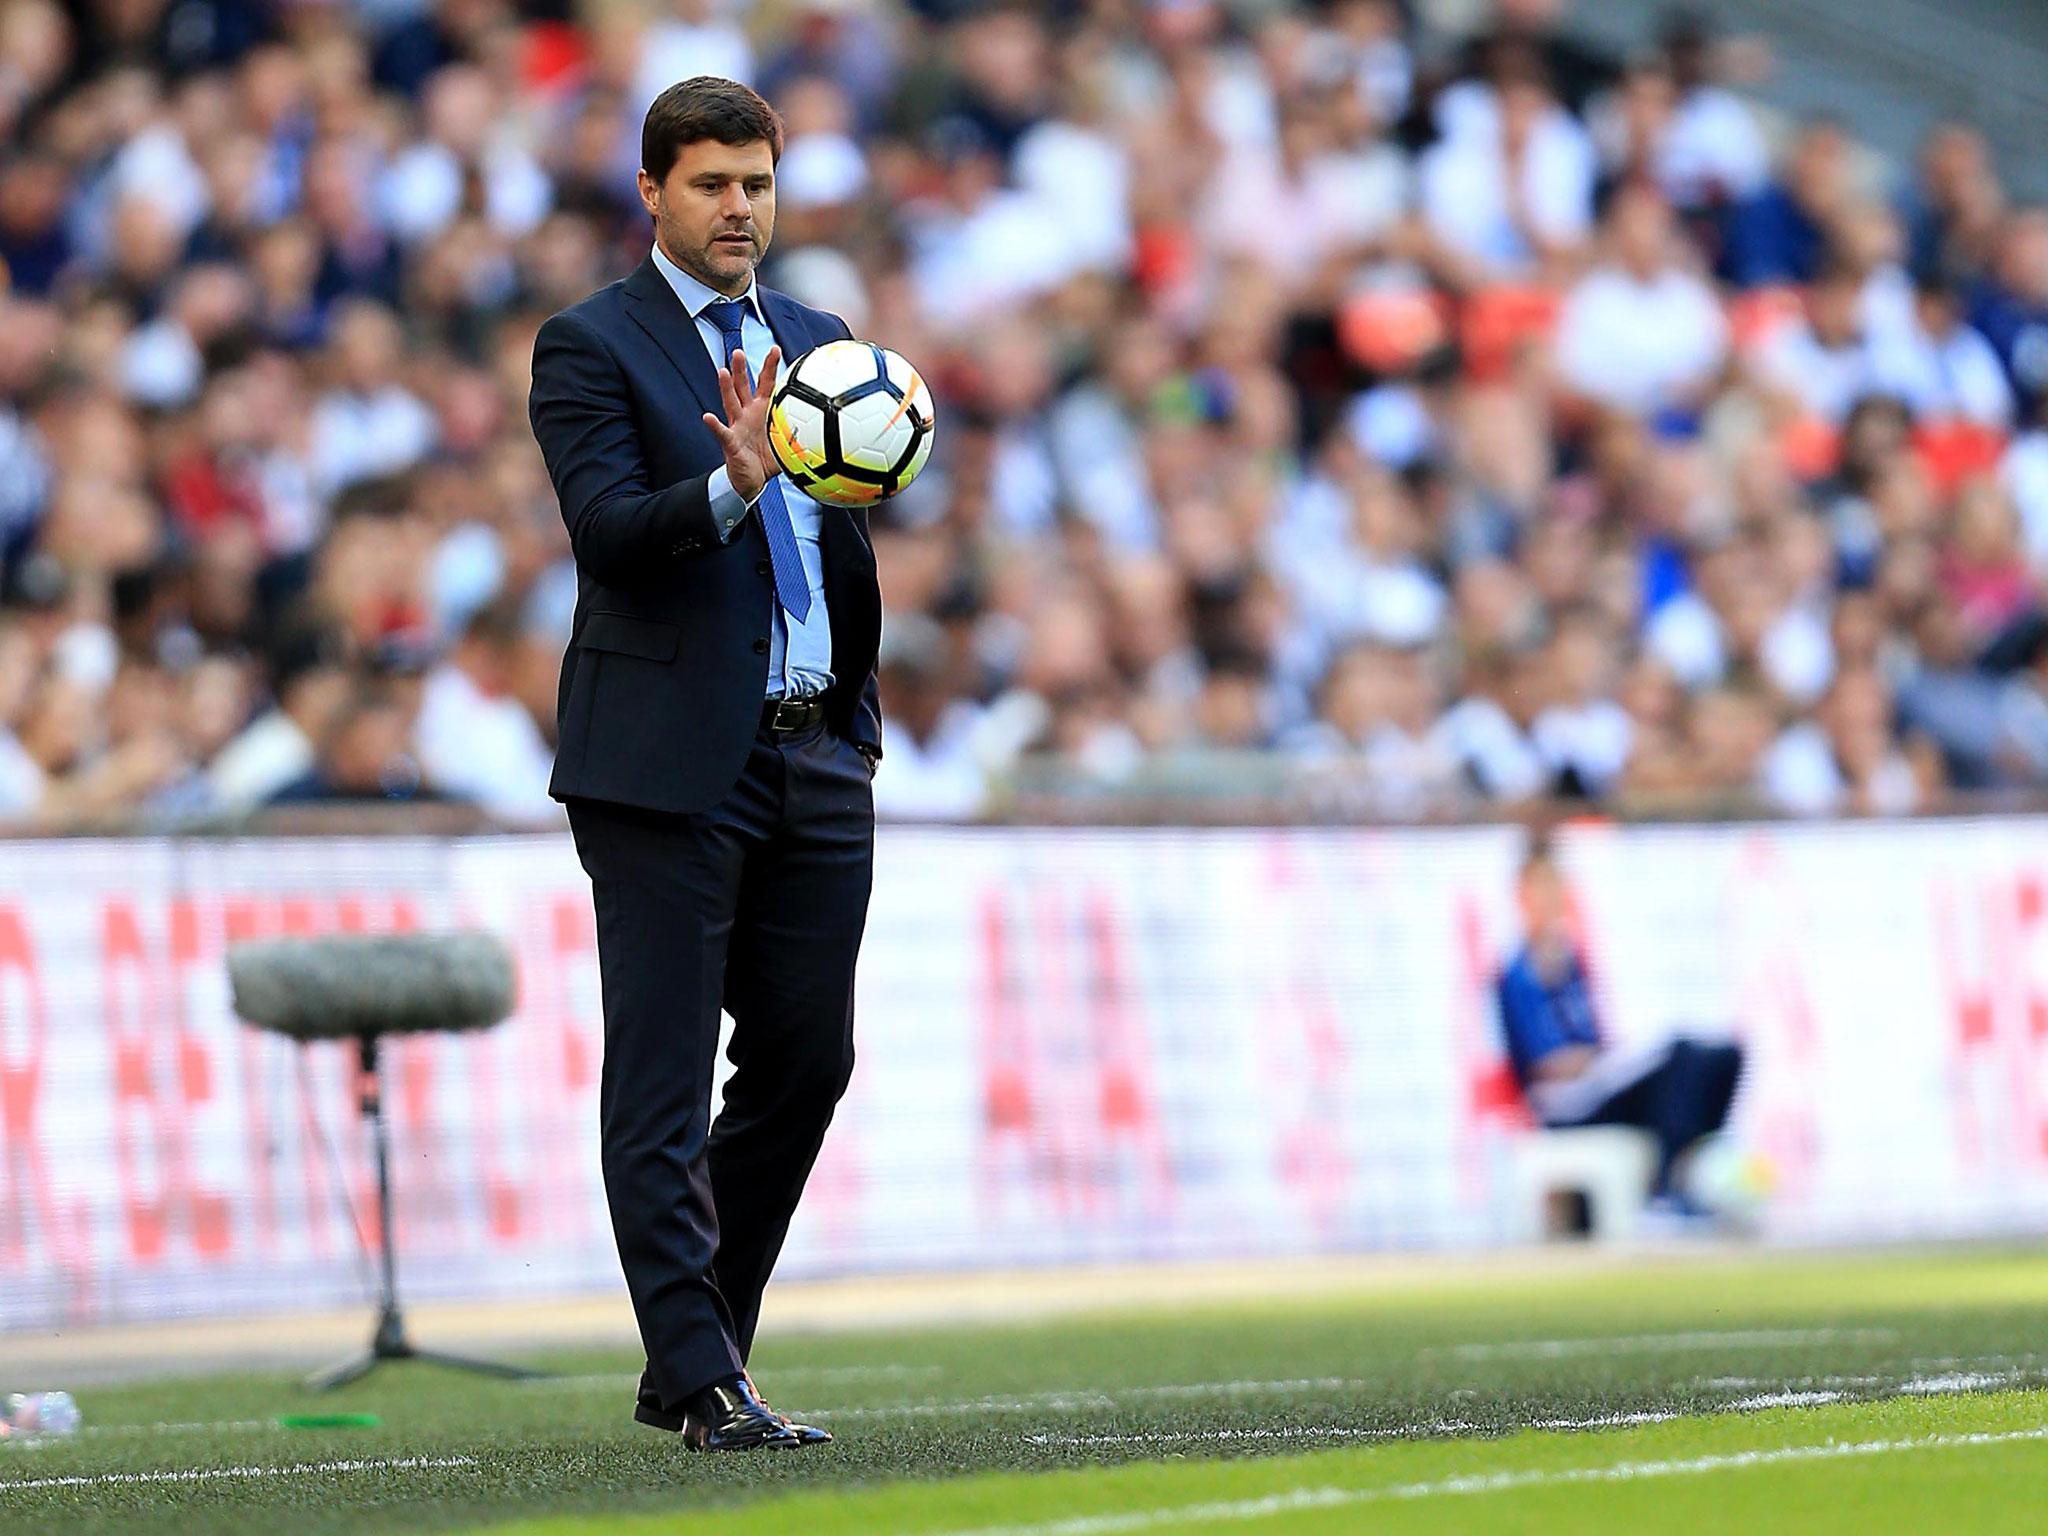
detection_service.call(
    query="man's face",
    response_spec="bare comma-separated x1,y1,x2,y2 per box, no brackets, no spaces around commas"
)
1520,863,1572,945
639,137,777,297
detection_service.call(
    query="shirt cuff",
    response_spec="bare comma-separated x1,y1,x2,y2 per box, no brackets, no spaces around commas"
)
707,466,754,543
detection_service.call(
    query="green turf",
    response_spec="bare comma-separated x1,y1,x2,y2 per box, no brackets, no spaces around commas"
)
6,1245,2048,1536
485,1390,2048,1536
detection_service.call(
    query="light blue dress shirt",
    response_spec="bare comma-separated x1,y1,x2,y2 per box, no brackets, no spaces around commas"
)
650,241,833,700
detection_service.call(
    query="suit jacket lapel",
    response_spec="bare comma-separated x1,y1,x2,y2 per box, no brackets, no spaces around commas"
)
621,257,725,423
758,288,812,376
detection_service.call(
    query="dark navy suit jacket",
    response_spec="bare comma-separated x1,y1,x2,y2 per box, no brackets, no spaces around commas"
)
528,256,883,816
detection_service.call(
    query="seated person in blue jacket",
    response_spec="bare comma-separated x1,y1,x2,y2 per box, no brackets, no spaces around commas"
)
1495,843,1745,1209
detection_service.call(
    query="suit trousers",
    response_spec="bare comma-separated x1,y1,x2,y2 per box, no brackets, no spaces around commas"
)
566,718,874,1423
1570,1038,1745,1196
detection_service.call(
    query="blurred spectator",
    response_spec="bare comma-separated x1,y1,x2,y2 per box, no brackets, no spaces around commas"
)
414,598,556,821
633,0,756,116
1904,121,2005,280
1531,609,1632,798
1725,116,1850,288
1651,8,1769,217
267,673,435,805
309,304,437,501
1751,260,1883,423
1761,665,1930,816
208,620,350,811
1968,207,2048,420
871,612,991,820
1417,52,1594,283
1554,182,1727,418
1868,269,2014,429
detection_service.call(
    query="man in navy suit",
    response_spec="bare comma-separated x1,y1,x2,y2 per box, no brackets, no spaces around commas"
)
528,76,881,1453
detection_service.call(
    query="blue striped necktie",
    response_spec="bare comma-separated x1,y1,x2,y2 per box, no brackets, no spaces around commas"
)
701,298,810,622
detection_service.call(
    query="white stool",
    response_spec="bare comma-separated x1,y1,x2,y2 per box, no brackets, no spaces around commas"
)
1507,1126,1658,1242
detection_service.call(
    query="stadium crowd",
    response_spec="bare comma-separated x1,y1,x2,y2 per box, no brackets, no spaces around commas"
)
2,0,2048,825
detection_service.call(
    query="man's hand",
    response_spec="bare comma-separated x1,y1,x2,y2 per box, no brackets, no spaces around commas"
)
702,345,782,504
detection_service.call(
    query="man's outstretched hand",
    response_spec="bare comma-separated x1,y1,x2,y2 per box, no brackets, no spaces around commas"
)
703,344,782,504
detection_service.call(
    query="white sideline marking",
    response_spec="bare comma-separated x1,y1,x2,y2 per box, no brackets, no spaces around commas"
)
1445,1328,1895,1361
1727,1392,1845,1410
939,1427,2048,1536
1027,1427,1404,1448
791,1380,1361,1422
1034,1403,1807,1449
0,1455,476,1494
1527,1411,1678,1429
1901,1372,2017,1395
801,1392,1113,1420
1016,1371,2031,1450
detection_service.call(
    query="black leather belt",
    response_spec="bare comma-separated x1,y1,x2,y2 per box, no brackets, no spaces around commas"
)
761,695,826,734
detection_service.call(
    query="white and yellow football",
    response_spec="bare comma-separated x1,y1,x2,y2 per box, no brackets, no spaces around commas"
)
767,339,935,507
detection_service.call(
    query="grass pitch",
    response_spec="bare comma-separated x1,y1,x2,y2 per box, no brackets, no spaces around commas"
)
8,1245,2048,1535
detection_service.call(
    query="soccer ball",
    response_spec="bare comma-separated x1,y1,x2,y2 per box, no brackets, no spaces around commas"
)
767,339,935,507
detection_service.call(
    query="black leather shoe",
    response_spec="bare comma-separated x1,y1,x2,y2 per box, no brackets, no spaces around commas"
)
679,1377,800,1452
775,1414,833,1446
743,1374,833,1446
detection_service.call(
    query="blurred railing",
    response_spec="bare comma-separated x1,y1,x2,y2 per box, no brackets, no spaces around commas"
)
5,767,2048,837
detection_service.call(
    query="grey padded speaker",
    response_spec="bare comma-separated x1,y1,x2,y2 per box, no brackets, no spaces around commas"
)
227,931,516,1041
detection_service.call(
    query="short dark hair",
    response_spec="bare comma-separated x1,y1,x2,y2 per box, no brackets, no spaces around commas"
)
641,76,783,184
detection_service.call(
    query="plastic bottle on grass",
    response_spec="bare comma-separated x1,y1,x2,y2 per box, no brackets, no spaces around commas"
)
2,1392,81,1439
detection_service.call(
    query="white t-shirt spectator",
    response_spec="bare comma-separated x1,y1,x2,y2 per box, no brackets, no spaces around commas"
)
1658,86,1770,209
1048,383,1157,553
1532,699,1633,794
1555,264,1728,415
1645,593,1836,703
208,710,316,811
871,704,992,821
309,385,437,501
1434,695,1548,799
380,139,551,246
907,189,1075,327
1752,323,1882,424
1766,606,1838,705
1417,105,1595,274
415,662,558,823
631,15,754,110
1352,38,1412,127
1294,549,1448,650
122,316,204,408
1200,144,1405,284
2001,431,2048,567
1868,318,2016,428
107,124,211,240
1014,119,1132,275
1761,721,1920,816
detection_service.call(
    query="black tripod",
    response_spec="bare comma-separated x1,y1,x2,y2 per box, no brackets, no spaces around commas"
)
307,1033,547,1392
